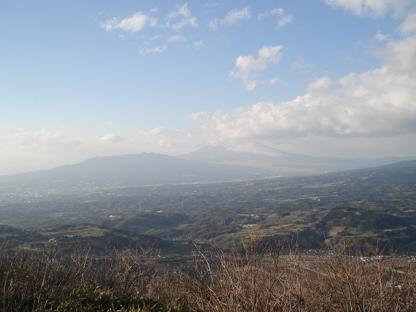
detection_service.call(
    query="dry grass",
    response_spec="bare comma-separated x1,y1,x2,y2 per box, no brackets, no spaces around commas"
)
1,244,415,311
158,244,416,312
0,247,183,311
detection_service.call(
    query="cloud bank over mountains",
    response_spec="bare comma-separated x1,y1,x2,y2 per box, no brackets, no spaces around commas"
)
198,35,416,144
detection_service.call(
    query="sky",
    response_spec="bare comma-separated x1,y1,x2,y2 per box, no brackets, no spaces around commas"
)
1,0,416,175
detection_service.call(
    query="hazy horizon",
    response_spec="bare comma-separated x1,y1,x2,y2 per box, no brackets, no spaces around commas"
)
1,0,416,175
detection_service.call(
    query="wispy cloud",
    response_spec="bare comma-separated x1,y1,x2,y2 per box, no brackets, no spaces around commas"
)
101,11,157,32
374,32,389,42
209,7,251,30
139,34,188,56
323,0,414,17
139,45,166,56
8,129,80,149
291,57,314,71
229,45,283,91
193,40,206,49
307,76,332,91
167,3,198,31
99,133,126,143
258,8,293,29
167,35,187,43
269,77,281,86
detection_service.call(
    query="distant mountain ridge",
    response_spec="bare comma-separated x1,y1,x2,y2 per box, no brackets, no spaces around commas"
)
0,152,269,189
182,146,413,176
0,148,414,192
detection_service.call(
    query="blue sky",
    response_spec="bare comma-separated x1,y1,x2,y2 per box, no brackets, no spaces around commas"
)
1,0,416,174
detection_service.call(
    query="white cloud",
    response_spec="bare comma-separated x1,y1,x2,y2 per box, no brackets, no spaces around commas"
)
270,77,281,86
148,128,176,148
204,2,219,9
258,8,293,29
138,34,191,56
193,40,206,49
139,46,166,56
229,45,283,91
7,129,80,149
323,0,414,17
374,32,389,42
167,35,187,43
400,11,416,33
196,36,416,143
167,3,198,31
291,57,314,71
143,127,198,149
223,7,251,24
307,77,332,91
99,133,126,143
209,7,251,30
383,35,416,72
101,11,157,32
208,20,220,31
139,35,188,56
0,129,84,174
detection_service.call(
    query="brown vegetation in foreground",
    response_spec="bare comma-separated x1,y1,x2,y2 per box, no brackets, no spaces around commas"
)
1,244,416,312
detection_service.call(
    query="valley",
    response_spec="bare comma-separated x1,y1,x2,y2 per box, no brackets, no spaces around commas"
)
1,160,415,256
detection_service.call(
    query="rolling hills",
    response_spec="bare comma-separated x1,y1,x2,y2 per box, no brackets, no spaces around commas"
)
0,159,415,254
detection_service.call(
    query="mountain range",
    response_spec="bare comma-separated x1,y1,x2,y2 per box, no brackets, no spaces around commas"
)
183,146,411,175
0,146,413,190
